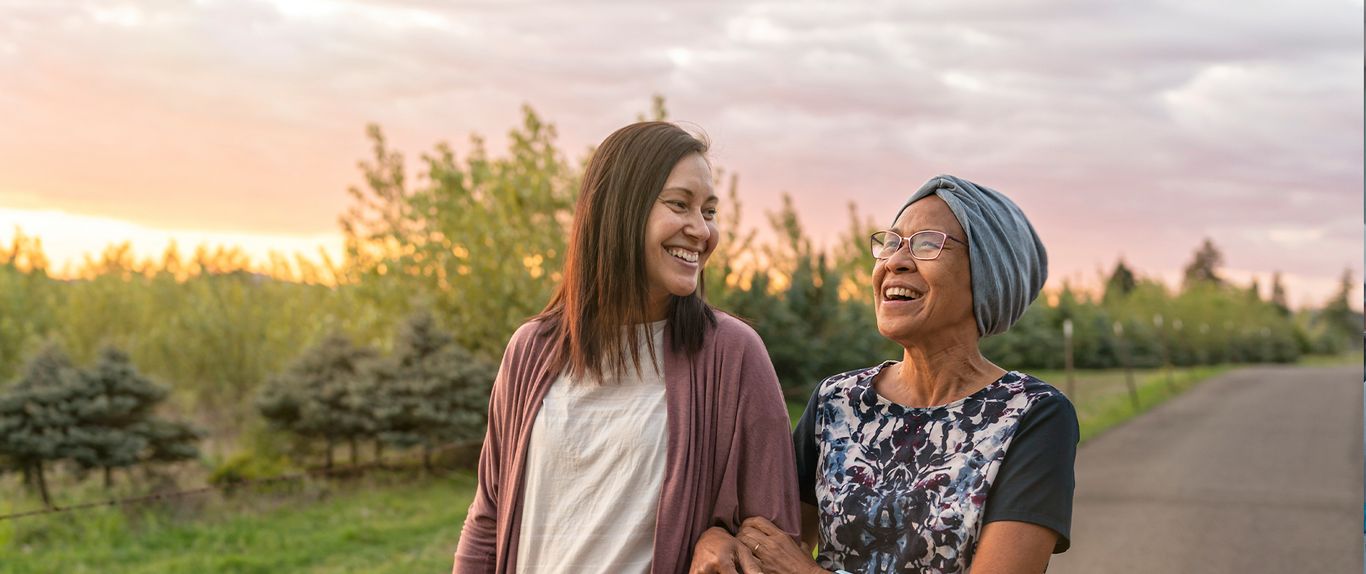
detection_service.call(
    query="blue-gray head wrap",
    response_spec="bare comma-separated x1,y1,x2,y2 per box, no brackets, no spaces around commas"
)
892,175,1048,337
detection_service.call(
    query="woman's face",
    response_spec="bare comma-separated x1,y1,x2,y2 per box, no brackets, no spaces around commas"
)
644,152,718,314
873,196,976,345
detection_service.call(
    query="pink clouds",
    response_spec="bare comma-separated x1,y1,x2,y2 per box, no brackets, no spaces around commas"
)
0,0,1359,307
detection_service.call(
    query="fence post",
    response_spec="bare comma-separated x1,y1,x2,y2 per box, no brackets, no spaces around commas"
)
1155,313,1174,394
1063,318,1076,400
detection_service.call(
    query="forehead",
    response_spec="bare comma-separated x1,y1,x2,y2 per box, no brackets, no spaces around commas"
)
662,153,715,197
891,195,963,236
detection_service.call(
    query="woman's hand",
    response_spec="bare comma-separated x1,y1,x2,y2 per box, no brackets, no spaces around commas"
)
737,516,828,574
690,526,765,574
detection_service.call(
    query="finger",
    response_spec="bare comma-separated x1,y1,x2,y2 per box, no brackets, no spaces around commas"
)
735,530,760,551
745,516,781,536
736,547,765,574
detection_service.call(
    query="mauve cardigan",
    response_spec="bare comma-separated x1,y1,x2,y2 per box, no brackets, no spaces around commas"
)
452,312,801,574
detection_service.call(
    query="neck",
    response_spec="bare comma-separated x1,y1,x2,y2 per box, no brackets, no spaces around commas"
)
646,293,670,322
883,334,1005,407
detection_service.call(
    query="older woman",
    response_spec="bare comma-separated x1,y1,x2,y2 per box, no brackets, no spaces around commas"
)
701,175,1077,574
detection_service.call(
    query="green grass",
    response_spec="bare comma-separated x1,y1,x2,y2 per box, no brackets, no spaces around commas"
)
0,470,475,574
3,361,1325,571
1296,349,1363,367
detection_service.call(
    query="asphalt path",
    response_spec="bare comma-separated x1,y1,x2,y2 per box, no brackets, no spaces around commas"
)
1047,365,1362,574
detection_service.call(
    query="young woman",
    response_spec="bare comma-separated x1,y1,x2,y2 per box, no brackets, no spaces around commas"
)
451,121,799,574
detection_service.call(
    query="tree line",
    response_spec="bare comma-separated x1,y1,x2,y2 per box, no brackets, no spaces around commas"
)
0,100,1359,491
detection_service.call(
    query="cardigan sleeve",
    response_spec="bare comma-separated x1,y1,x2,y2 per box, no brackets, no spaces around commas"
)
452,325,529,573
710,321,802,539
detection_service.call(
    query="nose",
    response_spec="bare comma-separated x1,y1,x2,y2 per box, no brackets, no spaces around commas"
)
683,208,711,244
883,240,918,274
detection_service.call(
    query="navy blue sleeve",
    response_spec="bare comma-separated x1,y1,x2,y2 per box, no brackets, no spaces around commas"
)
981,392,1079,553
792,384,822,506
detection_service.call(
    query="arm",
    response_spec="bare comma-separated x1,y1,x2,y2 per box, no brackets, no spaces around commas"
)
975,390,1079,573
969,521,1056,574
719,324,802,537
451,329,523,573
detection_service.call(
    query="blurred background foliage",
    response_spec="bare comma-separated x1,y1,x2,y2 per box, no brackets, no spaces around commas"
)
0,102,1359,501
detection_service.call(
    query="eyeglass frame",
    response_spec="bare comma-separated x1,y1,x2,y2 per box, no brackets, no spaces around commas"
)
869,229,967,261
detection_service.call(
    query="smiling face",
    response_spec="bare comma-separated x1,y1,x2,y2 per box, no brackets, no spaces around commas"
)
873,195,976,346
643,152,718,317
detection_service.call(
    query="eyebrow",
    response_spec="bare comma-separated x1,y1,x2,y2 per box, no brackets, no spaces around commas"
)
662,186,719,202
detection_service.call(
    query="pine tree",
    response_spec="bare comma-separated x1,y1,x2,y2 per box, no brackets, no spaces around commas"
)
377,312,492,470
1182,238,1225,288
0,344,84,507
1270,271,1290,316
1103,259,1138,303
67,346,165,488
258,332,378,469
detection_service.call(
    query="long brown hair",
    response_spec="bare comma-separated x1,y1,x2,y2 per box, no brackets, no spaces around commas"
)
537,121,717,381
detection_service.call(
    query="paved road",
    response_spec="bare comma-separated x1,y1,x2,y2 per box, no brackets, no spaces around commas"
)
1047,365,1362,574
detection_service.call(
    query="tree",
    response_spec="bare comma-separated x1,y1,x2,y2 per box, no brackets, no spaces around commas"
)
258,333,379,469
67,346,200,488
1102,259,1138,303
1269,271,1290,316
374,311,494,470
0,344,84,507
1182,238,1225,288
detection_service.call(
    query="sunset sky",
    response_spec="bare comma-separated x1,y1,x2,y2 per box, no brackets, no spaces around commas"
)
1,0,1361,309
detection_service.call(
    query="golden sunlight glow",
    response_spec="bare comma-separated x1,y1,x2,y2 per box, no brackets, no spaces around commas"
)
0,207,344,280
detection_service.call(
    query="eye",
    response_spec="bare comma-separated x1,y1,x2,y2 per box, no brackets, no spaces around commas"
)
703,207,718,220
666,200,688,211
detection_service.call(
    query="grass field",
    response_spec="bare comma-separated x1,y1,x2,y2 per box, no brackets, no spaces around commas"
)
0,471,475,573
4,356,1352,572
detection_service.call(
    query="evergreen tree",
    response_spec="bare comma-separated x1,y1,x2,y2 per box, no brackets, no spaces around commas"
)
257,332,378,468
1182,238,1225,288
376,311,493,470
1103,259,1138,303
67,346,165,488
0,344,83,507
1269,271,1290,316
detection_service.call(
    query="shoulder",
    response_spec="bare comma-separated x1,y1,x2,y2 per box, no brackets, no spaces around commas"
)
805,362,889,412
1002,372,1073,410
503,319,554,361
1001,372,1079,439
707,311,766,350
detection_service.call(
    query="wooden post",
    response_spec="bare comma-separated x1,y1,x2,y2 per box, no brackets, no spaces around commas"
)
1063,318,1076,400
1115,321,1139,411
1155,314,1174,394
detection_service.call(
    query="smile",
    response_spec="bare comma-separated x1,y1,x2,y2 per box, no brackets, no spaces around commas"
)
883,286,922,301
667,247,699,263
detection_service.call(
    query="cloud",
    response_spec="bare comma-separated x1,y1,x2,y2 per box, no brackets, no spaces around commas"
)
0,0,1359,305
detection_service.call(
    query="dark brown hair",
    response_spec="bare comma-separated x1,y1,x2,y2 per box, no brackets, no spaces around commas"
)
537,121,717,381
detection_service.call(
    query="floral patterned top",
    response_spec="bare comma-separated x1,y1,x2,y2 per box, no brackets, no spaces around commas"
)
793,362,1078,573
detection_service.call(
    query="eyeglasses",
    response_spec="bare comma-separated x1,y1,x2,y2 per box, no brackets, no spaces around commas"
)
869,230,967,260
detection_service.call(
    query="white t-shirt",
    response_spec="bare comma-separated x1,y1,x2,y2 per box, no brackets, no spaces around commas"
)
515,321,669,574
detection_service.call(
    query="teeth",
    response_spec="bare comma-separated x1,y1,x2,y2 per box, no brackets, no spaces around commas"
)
885,287,920,300
667,248,699,263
